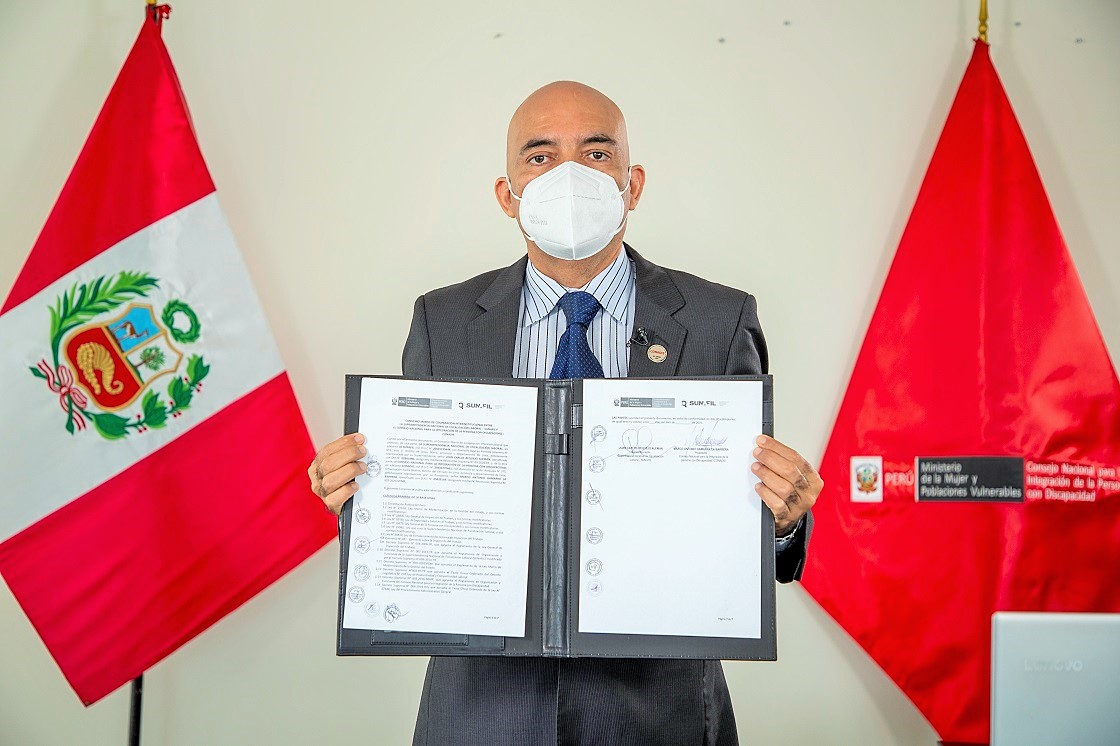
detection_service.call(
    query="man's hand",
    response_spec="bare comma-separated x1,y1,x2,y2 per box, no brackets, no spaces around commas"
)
751,435,823,536
307,433,367,515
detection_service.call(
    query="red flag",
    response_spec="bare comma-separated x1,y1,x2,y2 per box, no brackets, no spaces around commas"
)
802,41,1120,743
0,10,335,704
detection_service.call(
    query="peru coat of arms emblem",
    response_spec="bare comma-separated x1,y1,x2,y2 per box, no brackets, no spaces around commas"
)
30,270,210,439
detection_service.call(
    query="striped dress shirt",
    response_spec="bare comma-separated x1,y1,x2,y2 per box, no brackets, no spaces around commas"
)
512,247,635,379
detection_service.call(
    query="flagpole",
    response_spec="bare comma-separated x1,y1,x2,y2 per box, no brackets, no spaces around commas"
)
129,3,171,742
978,0,989,43
128,5,162,743
128,673,143,746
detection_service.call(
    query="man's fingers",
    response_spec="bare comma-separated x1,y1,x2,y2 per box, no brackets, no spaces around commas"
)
754,435,824,500
323,481,359,515
319,444,368,479
755,481,793,527
754,434,801,462
321,460,367,497
755,435,818,480
752,462,800,509
753,447,810,493
308,434,366,496
313,434,366,471
753,459,817,531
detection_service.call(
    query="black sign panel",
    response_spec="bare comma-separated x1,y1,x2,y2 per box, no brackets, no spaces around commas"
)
915,457,1025,503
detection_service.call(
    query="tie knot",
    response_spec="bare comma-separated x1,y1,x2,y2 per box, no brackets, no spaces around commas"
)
557,291,601,328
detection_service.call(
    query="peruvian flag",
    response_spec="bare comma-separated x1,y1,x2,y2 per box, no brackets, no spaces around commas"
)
802,40,1120,743
0,8,335,704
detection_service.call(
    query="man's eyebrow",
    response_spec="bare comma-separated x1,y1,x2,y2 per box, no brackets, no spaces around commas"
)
519,138,557,154
582,134,618,146
518,134,619,154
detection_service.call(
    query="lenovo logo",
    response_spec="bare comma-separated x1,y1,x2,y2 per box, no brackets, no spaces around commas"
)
1024,658,1084,672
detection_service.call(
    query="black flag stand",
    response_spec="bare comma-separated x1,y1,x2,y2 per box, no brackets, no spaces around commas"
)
128,675,143,746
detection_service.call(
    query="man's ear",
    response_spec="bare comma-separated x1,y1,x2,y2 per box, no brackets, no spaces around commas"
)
494,177,517,218
626,165,647,210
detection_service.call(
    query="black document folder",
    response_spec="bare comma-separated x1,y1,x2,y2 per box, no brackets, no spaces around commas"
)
337,374,776,661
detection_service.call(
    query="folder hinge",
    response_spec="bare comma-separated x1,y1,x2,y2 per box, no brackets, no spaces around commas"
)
570,403,583,430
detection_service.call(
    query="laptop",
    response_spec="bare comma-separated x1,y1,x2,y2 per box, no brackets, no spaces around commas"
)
991,612,1120,745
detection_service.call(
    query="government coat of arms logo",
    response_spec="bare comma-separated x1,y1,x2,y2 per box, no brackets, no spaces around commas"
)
30,270,210,439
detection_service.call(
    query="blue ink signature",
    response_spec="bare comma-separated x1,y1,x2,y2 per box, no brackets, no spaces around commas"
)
621,427,655,449
689,420,728,447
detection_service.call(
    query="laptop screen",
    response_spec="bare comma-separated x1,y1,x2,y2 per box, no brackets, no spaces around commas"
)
991,612,1120,745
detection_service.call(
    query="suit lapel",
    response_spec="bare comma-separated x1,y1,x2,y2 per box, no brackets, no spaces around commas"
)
626,246,686,378
466,255,527,378
462,248,687,379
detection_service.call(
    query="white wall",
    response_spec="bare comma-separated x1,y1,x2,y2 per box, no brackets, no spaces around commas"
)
2,1,1117,743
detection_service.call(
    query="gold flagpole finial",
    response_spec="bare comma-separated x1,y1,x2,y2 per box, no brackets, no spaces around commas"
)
144,0,170,26
979,0,989,43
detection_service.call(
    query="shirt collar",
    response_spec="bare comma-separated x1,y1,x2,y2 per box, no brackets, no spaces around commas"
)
522,248,635,327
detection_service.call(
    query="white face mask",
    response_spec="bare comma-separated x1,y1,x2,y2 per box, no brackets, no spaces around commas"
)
508,161,631,261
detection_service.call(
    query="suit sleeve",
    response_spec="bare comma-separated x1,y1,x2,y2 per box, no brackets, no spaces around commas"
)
402,295,434,377
725,293,811,584
723,293,769,376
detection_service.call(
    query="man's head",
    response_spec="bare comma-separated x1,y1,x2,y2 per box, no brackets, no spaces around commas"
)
495,82,646,276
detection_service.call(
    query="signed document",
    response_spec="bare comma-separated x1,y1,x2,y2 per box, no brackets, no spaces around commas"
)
578,378,764,639
338,374,775,660
341,377,538,637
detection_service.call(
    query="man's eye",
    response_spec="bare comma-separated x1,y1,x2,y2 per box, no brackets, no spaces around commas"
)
588,151,608,161
529,155,548,165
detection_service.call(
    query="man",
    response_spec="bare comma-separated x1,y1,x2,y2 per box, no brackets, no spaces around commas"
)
309,81,822,745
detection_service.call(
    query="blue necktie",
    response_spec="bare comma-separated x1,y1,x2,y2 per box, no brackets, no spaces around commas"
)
550,291,605,379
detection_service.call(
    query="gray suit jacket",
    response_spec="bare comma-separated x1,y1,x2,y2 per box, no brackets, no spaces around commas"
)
403,245,811,745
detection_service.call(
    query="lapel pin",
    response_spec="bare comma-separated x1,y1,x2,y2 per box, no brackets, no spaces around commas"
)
647,344,667,364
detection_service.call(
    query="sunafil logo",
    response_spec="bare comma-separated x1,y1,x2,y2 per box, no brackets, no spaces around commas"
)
1023,658,1084,672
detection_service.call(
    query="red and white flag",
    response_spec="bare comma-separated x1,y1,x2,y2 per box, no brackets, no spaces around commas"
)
802,40,1120,743
0,9,335,704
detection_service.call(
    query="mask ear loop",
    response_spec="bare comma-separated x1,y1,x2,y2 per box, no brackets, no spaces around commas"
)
607,166,634,240
618,166,633,197
504,177,538,245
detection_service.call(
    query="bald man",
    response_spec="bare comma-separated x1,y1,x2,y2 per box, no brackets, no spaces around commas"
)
309,81,821,745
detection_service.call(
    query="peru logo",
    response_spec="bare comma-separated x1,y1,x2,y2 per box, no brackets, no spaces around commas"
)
850,455,884,503
855,463,879,492
30,270,210,440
